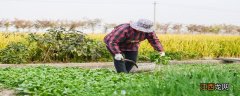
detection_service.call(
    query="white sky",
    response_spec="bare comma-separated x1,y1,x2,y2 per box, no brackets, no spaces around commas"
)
0,0,240,25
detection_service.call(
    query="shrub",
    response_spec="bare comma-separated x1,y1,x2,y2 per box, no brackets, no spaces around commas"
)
27,27,107,62
0,42,30,64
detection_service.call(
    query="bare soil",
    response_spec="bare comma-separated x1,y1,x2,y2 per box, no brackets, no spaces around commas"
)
0,89,15,96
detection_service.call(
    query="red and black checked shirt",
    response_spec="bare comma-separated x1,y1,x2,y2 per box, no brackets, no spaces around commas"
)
104,23,164,54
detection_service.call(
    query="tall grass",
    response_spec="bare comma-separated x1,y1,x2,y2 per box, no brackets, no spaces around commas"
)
90,34,240,59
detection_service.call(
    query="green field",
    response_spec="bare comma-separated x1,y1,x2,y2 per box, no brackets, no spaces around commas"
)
0,64,239,96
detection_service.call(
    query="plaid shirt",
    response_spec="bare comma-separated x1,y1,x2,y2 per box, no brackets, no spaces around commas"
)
104,23,164,54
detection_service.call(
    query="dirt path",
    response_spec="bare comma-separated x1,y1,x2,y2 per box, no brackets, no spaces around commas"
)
0,88,15,96
0,60,224,67
0,60,239,72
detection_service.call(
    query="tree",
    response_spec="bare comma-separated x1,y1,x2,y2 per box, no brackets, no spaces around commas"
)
208,25,221,34
26,20,34,32
78,20,87,31
222,24,234,34
4,20,11,32
0,20,3,31
86,19,101,33
155,23,170,34
236,27,240,35
33,21,41,32
12,19,33,32
68,21,81,31
187,24,201,34
155,23,161,33
199,25,209,34
172,24,182,34
67,20,87,31
37,20,56,30
12,19,24,32
21,20,33,32
55,20,68,28
103,23,116,33
159,23,170,34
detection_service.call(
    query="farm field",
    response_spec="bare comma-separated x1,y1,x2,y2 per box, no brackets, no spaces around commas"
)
1,0,240,95
0,30,240,96
0,32,240,64
90,34,240,59
0,64,239,96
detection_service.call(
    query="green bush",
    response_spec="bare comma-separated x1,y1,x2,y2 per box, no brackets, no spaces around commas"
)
0,42,30,64
0,28,111,64
28,28,108,62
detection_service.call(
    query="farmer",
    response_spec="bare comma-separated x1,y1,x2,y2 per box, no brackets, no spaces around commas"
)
104,19,165,73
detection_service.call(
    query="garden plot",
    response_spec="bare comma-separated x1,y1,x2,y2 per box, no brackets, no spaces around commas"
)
0,64,239,96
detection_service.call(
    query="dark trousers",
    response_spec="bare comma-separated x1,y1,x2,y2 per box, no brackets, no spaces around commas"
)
107,46,138,73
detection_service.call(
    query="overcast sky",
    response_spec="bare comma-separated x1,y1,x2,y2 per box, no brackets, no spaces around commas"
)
0,0,240,25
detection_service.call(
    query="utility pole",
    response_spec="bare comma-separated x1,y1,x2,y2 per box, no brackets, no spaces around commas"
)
153,1,157,30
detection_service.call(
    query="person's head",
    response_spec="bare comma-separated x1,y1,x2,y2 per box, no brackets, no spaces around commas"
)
130,19,154,33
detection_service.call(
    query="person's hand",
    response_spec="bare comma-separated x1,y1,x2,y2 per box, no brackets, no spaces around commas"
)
159,52,165,57
114,54,124,60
